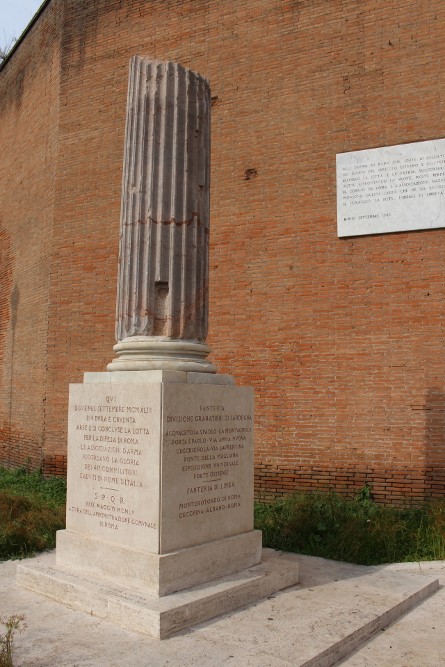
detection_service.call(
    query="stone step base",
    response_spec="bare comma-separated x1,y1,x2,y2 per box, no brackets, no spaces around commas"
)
17,548,299,639
16,550,439,660
55,529,263,597
279,556,440,667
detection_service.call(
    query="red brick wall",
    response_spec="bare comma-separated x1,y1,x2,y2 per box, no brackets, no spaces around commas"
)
0,0,61,470
2,0,445,503
255,464,445,506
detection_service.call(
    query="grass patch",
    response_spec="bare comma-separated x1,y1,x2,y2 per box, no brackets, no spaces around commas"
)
1,467,444,565
0,467,66,561
0,467,66,507
255,488,445,565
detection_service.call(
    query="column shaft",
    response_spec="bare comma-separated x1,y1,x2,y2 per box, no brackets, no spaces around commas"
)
117,58,210,341
108,57,215,372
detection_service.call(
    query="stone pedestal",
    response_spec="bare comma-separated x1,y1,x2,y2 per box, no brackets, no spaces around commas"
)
61,373,261,593
18,373,299,637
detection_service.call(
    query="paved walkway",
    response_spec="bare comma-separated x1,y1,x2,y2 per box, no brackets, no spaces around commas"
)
1,552,443,666
342,561,445,666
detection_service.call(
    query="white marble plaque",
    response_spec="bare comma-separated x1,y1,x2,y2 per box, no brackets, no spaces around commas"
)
160,384,254,553
337,138,445,237
66,384,161,552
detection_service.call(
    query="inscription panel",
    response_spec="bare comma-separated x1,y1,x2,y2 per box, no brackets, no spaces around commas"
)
160,384,254,553
66,383,161,552
337,138,445,237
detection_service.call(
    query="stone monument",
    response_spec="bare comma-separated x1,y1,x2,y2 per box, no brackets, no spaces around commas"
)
17,57,299,638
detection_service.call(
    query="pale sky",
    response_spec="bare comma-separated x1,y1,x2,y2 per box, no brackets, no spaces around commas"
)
0,0,44,48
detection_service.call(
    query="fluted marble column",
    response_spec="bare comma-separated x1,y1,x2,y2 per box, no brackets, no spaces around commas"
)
108,57,215,372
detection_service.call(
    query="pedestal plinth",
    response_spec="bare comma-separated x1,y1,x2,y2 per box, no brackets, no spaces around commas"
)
62,373,261,593
17,372,299,637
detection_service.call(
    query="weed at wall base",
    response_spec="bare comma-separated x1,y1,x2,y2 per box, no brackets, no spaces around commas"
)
254,487,445,565
0,467,66,561
0,615,25,667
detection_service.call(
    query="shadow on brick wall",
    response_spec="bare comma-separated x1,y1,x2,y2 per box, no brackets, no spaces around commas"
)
424,388,445,498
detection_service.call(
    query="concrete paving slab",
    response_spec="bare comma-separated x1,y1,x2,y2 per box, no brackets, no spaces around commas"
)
339,562,445,667
1,551,441,667
195,556,438,667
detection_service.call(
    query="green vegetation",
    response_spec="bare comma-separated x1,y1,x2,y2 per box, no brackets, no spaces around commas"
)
0,615,25,667
1,467,444,566
255,487,445,565
0,467,66,561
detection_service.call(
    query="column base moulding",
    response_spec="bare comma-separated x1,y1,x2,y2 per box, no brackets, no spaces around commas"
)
107,337,216,373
